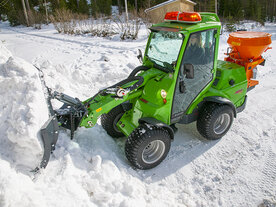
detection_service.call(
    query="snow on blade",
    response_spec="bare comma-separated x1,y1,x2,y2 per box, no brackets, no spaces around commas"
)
0,42,48,171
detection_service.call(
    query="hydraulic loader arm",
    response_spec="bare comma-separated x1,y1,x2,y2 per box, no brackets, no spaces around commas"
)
35,74,145,172
80,89,143,128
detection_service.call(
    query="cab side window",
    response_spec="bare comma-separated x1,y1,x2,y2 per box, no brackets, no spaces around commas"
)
171,30,217,121
183,30,216,67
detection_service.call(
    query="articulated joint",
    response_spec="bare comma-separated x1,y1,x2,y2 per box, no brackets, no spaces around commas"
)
139,117,175,139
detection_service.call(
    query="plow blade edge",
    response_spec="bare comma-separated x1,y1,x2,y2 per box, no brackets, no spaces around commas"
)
36,116,59,171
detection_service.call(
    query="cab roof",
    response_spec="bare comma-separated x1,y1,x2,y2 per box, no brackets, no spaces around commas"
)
151,12,221,33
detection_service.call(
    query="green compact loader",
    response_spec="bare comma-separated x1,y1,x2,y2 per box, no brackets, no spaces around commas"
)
37,12,271,171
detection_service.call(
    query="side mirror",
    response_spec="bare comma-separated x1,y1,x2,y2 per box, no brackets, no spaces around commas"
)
184,63,194,79
137,49,143,63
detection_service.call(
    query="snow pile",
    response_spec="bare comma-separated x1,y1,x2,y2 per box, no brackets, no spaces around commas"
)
0,41,48,170
0,21,275,207
0,161,47,207
0,42,12,62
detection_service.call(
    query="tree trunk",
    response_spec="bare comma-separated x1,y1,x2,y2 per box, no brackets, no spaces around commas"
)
25,0,31,11
272,0,276,21
21,0,29,26
117,0,122,14
124,0,128,23
135,0,138,14
44,0,49,24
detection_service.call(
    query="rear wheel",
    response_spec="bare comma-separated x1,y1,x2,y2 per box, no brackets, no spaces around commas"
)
125,124,171,170
101,105,125,138
197,103,234,140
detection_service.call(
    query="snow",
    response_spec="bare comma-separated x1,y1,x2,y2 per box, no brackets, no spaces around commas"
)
0,44,48,171
0,20,276,206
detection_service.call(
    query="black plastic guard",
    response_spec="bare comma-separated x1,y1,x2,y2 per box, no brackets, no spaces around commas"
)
36,116,59,171
139,117,175,140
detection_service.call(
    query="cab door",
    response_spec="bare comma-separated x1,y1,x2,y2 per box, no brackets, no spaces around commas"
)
171,29,217,123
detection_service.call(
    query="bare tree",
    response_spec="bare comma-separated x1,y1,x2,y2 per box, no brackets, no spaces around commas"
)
124,0,128,23
25,0,31,11
21,0,29,26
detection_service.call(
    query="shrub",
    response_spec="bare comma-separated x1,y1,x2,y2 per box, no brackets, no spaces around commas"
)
113,14,141,40
28,11,45,29
50,8,143,40
50,9,78,34
50,9,117,37
225,22,236,32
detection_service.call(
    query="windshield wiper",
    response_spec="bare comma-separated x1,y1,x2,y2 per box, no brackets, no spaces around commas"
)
146,55,174,73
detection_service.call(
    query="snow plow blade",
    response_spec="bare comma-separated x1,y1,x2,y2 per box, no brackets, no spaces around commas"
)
34,116,59,172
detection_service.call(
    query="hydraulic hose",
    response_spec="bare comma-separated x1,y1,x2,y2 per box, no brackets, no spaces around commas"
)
86,74,144,106
128,66,150,78
108,76,144,92
153,63,174,73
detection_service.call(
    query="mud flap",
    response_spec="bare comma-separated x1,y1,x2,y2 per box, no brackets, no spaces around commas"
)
33,116,59,172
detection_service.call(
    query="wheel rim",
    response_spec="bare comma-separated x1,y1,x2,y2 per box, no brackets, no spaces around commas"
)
113,113,124,133
142,140,165,164
213,113,231,135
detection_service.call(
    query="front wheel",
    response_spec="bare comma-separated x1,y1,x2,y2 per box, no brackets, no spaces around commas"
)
101,105,125,138
125,124,171,170
197,103,234,140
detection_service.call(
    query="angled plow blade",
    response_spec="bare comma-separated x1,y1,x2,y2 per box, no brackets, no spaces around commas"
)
33,116,59,172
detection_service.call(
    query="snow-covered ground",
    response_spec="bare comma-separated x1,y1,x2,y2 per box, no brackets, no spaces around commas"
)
0,21,275,207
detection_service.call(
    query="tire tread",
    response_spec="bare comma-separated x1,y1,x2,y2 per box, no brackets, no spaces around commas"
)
101,105,125,138
197,103,234,140
125,124,171,170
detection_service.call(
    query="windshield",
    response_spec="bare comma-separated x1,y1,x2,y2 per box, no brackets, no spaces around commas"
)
147,30,183,66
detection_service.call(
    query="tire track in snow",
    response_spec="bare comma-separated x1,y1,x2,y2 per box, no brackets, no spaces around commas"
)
258,129,276,201
4,27,135,101
5,27,145,52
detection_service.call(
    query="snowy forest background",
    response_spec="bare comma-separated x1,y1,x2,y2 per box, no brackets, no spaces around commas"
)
0,0,275,28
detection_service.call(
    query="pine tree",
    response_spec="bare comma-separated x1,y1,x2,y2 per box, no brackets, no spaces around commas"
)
99,0,112,16
218,0,225,18
79,0,89,15
49,0,67,11
208,0,216,12
67,0,78,13
6,0,26,26
59,0,67,9
91,0,99,17
92,0,111,16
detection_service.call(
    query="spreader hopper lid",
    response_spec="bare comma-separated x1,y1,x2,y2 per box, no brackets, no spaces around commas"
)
228,31,272,46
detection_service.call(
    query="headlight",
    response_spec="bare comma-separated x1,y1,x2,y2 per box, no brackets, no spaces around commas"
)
161,89,167,99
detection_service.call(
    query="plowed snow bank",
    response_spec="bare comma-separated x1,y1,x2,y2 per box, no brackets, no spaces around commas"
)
0,42,48,170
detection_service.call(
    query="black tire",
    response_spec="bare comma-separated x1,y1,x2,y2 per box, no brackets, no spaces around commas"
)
125,124,171,170
101,105,125,138
197,103,234,140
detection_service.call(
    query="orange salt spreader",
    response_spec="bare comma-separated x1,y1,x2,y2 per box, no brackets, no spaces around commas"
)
225,31,272,88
